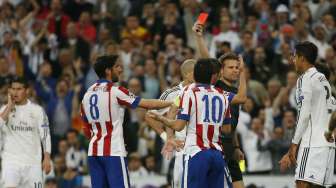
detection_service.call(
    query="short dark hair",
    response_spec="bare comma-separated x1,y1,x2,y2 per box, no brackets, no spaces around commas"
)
295,41,318,65
194,58,214,84
218,52,239,66
210,58,221,75
284,108,297,117
45,178,57,185
242,30,253,37
10,76,28,88
94,55,119,78
315,62,330,79
221,41,231,49
185,46,195,55
67,129,79,136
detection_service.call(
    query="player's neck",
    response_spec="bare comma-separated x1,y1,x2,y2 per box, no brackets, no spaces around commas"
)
181,80,192,87
222,78,234,87
301,64,314,74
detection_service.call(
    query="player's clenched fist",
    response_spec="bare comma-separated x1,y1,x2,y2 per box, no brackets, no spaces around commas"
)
43,154,52,174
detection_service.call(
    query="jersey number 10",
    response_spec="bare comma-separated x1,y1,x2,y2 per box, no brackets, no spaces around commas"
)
202,95,224,124
34,182,42,188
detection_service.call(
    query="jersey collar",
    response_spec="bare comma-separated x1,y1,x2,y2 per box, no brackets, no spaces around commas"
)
96,79,112,84
178,82,184,90
196,83,211,89
304,67,316,75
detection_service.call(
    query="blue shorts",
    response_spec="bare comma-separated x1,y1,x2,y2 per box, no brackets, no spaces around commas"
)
182,149,232,188
88,156,130,188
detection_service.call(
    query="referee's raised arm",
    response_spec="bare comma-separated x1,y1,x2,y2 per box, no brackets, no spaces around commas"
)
231,56,247,105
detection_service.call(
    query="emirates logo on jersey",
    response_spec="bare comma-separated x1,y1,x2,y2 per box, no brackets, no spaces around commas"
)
10,125,34,132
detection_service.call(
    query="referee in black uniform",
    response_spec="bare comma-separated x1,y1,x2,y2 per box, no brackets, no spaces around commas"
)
215,53,245,188
192,22,245,188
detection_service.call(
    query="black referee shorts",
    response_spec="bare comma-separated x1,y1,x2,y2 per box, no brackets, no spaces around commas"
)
222,134,243,182
227,158,243,182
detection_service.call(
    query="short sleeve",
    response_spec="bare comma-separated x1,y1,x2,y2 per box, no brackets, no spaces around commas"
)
224,91,235,103
177,90,193,121
115,86,141,109
223,107,231,125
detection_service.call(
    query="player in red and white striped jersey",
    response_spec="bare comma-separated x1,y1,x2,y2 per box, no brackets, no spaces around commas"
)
149,58,247,188
80,55,172,188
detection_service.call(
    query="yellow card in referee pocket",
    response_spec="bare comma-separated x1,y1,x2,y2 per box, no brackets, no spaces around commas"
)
239,160,246,172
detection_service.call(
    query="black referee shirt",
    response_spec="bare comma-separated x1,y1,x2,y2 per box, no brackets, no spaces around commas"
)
215,80,240,159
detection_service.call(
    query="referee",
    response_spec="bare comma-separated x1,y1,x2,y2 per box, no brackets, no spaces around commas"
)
193,22,245,188
215,53,245,188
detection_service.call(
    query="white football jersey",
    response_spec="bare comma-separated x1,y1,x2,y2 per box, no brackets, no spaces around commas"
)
155,83,187,140
0,100,51,166
293,67,336,147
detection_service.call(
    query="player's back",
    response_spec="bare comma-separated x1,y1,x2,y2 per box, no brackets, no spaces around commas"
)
181,84,233,157
297,68,336,147
81,80,140,157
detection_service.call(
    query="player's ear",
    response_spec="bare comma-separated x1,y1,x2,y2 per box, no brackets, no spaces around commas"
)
25,87,30,95
105,68,111,77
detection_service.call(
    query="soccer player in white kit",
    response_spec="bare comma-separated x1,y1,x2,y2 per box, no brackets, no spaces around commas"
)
0,77,52,188
279,41,336,188
80,55,172,188
145,59,196,188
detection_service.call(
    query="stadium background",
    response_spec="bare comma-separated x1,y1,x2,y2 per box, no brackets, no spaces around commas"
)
0,0,335,187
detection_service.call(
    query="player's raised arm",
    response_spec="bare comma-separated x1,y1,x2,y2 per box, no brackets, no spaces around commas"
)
0,94,14,126
231,56,247,104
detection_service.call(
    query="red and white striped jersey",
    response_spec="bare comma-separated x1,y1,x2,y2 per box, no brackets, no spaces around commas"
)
80,79,141,156
177,84,234,157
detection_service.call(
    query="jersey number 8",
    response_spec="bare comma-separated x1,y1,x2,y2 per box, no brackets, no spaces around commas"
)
89,94,100,120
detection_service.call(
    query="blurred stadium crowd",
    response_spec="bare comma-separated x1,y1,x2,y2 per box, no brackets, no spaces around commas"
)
0,0,335,187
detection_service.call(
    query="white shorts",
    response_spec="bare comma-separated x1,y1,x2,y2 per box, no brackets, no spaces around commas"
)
295,146,335,186
1,164,43,188
172,154,184,188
